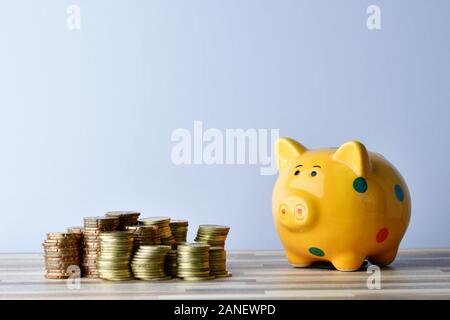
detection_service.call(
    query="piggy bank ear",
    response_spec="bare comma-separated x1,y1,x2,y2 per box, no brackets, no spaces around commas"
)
332,141,371,176
275,137,307,169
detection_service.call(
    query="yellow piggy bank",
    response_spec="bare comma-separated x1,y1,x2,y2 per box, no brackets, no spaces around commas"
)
272,138,411,271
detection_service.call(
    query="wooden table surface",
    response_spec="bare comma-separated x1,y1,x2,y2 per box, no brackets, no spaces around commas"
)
1,248,449,299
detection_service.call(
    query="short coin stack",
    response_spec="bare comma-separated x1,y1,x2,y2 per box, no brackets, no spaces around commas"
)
209,246,231,278
176,243,213,281
43,232,81,279
131,245,172,280
97,232,134,281
169,220,189,245
125,225,161,248
105,211,140,230
140,217,175,246
195,225,230,247
82,216,119,278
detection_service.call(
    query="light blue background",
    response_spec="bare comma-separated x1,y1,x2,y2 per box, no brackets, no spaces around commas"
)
0,0,449,252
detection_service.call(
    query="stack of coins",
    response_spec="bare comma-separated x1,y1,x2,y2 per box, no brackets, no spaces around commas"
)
97,231,134,281
43,232,81,279
176,243,213,281
165,249,178,276
82,216,119,278
67,226,83,273
105,211,140,230
169,220,188,245
67,226,83,247
131,245,172,280
140,217,175,246
209,246,231,278
195,225,230,247
125,225,161,248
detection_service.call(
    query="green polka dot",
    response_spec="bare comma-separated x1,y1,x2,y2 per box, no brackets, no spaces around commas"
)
353,177,368,193
395,184,404,202
309,247,325,257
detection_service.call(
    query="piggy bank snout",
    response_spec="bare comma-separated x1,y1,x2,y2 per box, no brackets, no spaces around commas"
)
279,203,307,221
277,196,315,230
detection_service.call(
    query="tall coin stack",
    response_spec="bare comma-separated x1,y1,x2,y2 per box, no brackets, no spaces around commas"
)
82,216,119,278
140,217,175,246
195,225,231,278
165,249,178,276
105,211,140,230
125,225,161,249
169,220,188,245
165,220,188,276
67,227,83,242
97,232,134,281
67,226,83,272
131,245,172,280
67,227,83,247
195,225,230,247
209,246,231,278
43,232,81,279
176,243,213,281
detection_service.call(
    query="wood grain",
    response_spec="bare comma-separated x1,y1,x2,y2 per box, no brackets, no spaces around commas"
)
0,249,449,299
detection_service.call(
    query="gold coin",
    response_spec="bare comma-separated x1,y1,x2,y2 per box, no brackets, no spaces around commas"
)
140,217,170,224
46,232,77,239
43,239,78,245
213,272,232,278
182,276,215,281
45,274,70,279
135,275,172,281
106,211,140,217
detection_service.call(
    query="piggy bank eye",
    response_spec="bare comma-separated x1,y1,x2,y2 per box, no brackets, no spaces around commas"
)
310,171,317,177
294,170,300,176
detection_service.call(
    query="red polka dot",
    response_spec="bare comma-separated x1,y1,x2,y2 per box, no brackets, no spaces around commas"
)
376,228,389,243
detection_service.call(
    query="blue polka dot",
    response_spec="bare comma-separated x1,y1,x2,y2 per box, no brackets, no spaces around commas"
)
395,184,404,202
353,177,368,193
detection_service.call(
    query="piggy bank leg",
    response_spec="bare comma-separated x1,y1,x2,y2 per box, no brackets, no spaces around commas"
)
331,253,366,272
285,251,314,268
368,246,399,267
